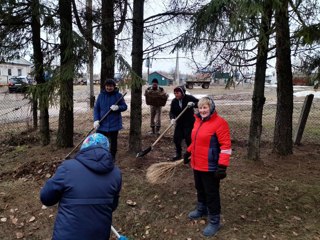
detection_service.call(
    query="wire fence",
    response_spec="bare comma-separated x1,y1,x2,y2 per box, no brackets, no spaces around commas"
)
0,84,319,146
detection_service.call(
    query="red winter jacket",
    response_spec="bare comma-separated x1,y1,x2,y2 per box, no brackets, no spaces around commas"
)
187,112,232,172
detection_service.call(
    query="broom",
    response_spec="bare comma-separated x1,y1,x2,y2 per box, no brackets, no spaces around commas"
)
146,159,184,184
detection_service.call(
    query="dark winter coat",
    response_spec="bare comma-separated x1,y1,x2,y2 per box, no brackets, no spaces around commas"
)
169,94,199,127
94,88,127,132
40,145,122,240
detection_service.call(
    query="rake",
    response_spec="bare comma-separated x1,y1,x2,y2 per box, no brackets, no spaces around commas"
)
136,104,190,158
65,92,127,159
111,225,128,240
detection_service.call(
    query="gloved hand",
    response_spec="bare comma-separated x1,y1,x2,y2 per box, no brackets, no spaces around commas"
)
110,105,119,111
170,119,176,125
93,120,100,129
187,102,195,108
183,151,191,164
214,165,227,179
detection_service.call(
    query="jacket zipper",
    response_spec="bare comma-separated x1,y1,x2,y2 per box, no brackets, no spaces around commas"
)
193,120,203,169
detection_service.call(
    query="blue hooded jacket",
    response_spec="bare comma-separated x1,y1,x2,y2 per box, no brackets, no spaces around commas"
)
40,144,122,240
94,88,127,132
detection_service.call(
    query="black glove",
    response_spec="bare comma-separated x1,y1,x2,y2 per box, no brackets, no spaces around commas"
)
214,165,227,179
183,151,191,164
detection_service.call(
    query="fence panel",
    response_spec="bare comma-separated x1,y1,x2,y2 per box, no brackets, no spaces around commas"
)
0,85,319,146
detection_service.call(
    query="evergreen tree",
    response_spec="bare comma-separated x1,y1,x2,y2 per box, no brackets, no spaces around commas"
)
56,0,74,147
273,0,293,155
0,0,51,145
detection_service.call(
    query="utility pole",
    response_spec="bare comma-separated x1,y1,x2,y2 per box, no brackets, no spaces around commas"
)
146,54,151,83
175,50,179,85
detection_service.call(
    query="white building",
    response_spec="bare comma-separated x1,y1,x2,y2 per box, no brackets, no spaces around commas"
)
0,58,32,85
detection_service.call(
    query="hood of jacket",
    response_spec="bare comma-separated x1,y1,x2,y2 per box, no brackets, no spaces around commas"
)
75,145,114,174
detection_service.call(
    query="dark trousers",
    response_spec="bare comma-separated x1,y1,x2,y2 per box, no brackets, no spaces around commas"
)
96,130,118,159
173,124,192,154
193,170,221,215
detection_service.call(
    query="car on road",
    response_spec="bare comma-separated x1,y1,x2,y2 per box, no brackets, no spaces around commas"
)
8,76,32,93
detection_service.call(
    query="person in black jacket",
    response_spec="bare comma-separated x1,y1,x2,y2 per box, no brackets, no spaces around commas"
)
169,86,198,160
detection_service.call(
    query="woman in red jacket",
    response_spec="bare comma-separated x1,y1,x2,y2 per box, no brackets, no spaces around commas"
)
184,96,232,237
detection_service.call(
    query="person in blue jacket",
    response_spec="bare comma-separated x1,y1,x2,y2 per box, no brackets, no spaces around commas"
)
93,79,127,160
40,133,122,240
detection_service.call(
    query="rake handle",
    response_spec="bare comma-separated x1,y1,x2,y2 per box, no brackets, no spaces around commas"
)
152,104,190,147
111,225,120,238
151,122,173,148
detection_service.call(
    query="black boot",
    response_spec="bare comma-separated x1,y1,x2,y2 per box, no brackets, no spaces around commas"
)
188,202,208,219
171,152,181,161
172,146,182,161
155,126,160,136
203,214,220,237
148,127,155,135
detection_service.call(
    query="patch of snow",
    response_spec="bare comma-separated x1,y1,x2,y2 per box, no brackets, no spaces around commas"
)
294,90,320,99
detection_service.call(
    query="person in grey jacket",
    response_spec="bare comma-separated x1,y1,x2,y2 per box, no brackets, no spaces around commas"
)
145,78,168,135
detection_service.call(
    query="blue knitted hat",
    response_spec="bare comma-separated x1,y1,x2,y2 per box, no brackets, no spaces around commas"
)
80,133,110,150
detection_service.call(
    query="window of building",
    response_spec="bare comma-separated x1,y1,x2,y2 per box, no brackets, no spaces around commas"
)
8,69,11,75
18,69,22,76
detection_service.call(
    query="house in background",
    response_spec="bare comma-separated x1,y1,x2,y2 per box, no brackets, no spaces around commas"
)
147,71,173,86
0,58,32,85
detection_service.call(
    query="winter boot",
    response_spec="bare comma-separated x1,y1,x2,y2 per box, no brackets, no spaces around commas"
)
155,126,161,136
202,214,220,237
171,146,182,161
171,152,181,161
148,127,155,135
188,202,208,220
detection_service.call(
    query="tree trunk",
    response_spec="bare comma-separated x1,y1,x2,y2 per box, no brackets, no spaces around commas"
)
247,2,273,160
32,98,38,129
86,0,95,108
273,0,293,155
31,0,50,145
101,0,115,88
57,0,74,148
129,0,144,153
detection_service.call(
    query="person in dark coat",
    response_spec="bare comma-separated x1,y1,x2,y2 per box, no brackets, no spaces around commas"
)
93,79,127,160
40,133,122,240
169,85,198,160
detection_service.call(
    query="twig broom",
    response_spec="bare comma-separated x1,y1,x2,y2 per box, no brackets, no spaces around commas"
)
146,159,184,184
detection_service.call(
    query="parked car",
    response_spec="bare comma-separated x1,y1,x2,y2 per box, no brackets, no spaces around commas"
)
8,76,31,93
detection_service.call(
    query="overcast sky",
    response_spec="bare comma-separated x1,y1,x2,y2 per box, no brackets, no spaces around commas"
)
92,0,207,75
